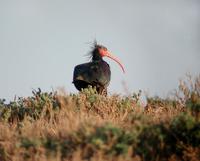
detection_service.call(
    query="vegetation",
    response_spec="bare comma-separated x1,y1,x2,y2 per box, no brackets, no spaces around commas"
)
0,75,200,161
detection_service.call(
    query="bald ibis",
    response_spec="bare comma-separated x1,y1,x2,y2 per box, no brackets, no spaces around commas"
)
73,43,125,95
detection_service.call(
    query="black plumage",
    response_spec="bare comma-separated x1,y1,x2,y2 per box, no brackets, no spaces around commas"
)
73,43,124,95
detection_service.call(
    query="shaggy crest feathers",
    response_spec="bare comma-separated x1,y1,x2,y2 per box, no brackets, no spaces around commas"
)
86,40,107,61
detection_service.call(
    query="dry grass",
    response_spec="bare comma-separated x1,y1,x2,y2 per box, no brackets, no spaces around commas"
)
0,75,200,161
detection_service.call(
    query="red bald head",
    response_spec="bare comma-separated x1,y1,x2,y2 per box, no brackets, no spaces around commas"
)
97,45,125,73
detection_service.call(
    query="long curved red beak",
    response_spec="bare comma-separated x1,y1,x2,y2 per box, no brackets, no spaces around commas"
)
104,51,125,73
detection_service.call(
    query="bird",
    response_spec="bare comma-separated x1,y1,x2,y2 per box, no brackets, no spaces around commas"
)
72,42,125,95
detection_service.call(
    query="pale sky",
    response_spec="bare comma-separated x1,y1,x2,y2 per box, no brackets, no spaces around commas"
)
0,0,200,100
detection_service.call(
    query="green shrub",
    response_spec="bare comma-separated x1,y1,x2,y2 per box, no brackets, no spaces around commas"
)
0,88,60,122
170,113,200,147
136,124,169,160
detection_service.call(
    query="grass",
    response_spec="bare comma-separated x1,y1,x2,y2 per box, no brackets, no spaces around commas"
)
0,75,200,161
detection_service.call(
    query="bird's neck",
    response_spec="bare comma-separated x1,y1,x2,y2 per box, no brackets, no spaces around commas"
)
92,50,103,61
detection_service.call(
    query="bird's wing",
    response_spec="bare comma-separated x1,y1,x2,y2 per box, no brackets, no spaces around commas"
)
73,61,111,87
